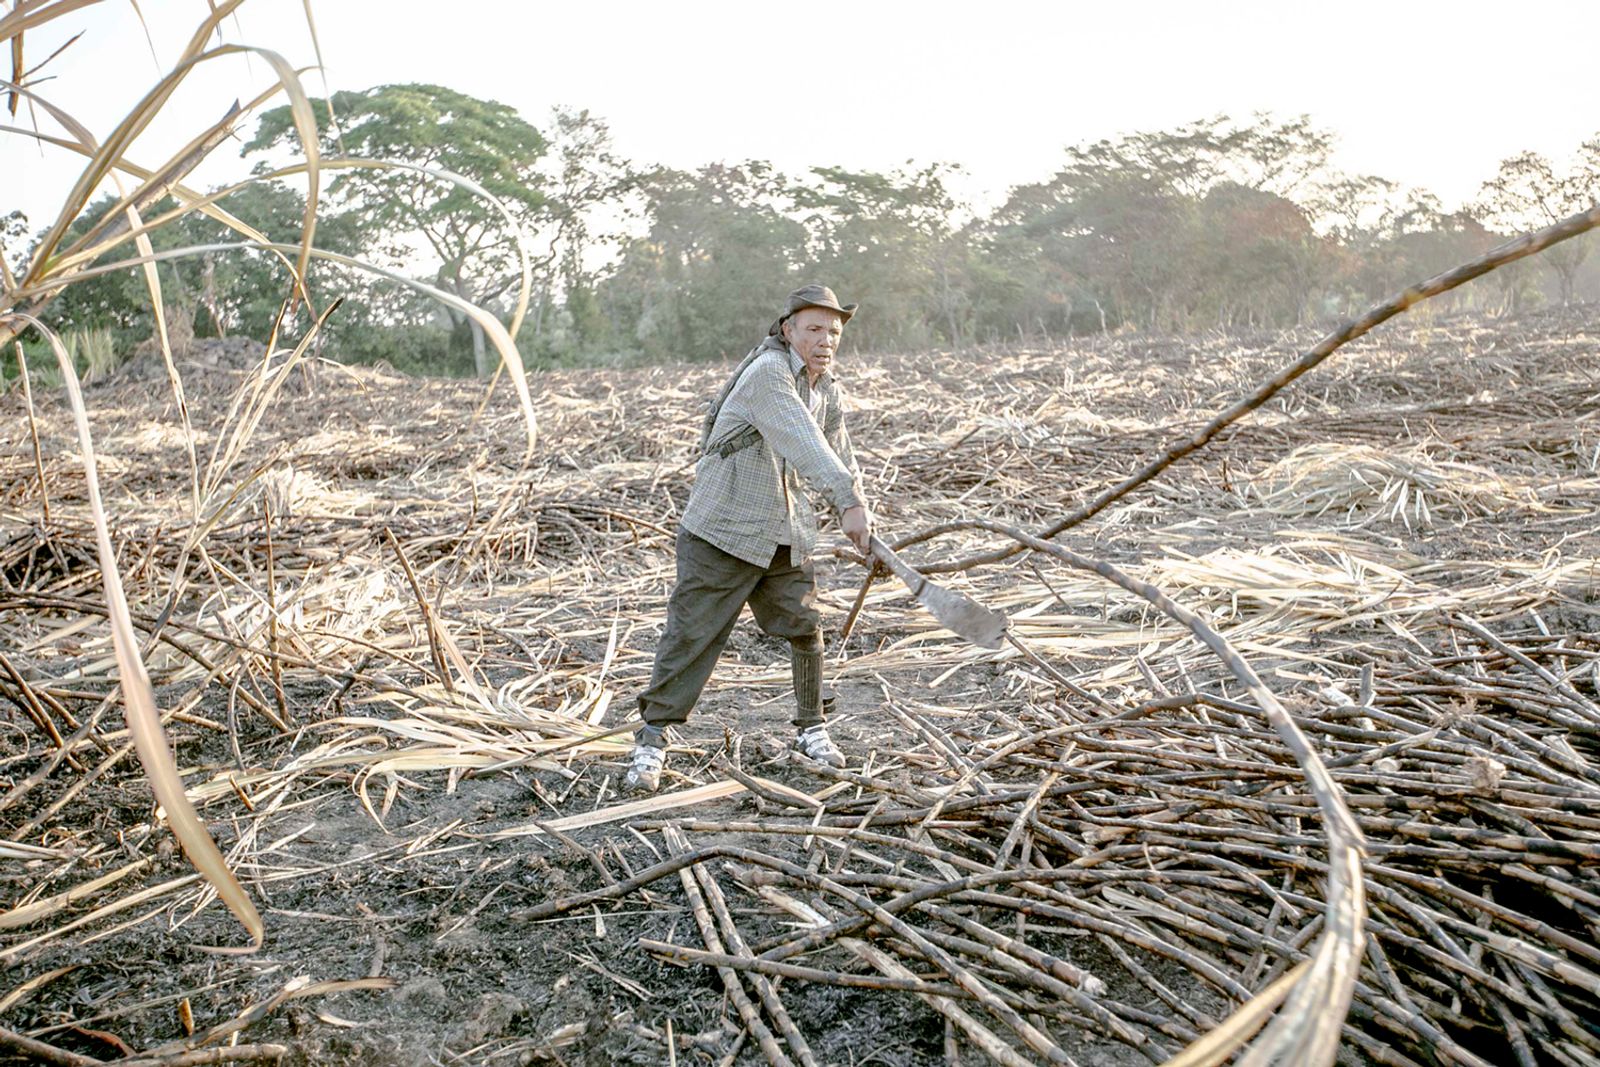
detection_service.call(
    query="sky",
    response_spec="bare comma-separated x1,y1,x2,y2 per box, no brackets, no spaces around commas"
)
7,0,1600,237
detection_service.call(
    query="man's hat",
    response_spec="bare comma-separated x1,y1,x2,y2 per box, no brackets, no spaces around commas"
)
768,284,858,336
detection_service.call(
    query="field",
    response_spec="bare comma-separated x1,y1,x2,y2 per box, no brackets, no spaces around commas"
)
3,306,1600,1066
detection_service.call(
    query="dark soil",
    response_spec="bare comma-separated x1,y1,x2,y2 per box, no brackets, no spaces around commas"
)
0,628,1177,1065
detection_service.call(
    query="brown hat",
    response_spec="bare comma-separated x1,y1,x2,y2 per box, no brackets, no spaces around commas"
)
767,284,859,336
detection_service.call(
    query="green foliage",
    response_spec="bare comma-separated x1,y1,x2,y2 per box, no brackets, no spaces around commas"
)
67,326,119,382
247,83,549,376
1474,142,1600,304
34,182,361,350
0,329,117,389
1191,182,1319,328
324,319,465,377
795,163,971,350
2,210,28,278
976,115,1344,334
27,88,1600,378
602,163,809,363
0,334,61,390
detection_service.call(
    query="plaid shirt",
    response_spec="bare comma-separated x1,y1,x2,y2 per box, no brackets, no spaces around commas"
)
681,342,863,566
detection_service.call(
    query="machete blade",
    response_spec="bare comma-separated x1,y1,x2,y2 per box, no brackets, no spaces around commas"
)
869,536,1008,649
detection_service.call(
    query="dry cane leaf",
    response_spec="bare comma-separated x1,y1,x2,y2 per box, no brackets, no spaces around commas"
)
23,316,263,952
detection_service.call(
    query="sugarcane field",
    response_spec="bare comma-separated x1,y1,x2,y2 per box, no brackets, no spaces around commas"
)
7,3,1600,1066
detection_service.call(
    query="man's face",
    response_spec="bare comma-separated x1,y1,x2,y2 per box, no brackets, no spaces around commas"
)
784,307,845,380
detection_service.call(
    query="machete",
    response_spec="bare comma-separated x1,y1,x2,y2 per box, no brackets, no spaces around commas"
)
868,535,1008,649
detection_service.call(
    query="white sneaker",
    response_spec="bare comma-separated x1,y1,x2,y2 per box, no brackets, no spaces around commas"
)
625,742,665,792
794,723,846,768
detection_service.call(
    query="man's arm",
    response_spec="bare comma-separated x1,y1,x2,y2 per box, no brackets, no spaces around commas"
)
825,388,871,553
735,357,862,514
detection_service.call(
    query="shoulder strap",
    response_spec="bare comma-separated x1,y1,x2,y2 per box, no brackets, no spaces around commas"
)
697,336,785,454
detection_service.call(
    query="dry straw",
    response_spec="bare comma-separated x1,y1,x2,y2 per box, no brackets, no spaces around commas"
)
7,304,1600,1061
1,0,540,962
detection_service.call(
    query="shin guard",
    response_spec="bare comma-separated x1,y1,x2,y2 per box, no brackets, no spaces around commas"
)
791,642,824,727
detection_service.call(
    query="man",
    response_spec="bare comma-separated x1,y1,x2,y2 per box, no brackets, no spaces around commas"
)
625,284,873,792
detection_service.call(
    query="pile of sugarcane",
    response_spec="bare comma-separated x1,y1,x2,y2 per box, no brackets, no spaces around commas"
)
518,619,1600,1066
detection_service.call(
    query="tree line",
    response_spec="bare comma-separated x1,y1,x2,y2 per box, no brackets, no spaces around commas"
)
14,85,1600,377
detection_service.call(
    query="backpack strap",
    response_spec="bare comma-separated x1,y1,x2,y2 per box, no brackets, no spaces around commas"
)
698,336,785,457
710,423,764,459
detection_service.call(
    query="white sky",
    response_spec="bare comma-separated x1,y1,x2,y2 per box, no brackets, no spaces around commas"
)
8,0,1600,235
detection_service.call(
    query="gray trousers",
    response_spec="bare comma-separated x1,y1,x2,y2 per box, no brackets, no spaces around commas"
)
637,529,825,730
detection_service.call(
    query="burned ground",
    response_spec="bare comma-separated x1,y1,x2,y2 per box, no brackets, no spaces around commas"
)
3,307,1600,1065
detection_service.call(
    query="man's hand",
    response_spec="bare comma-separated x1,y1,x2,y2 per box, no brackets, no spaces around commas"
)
841,505,872,556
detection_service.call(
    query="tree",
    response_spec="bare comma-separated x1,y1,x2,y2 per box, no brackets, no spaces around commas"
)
601,163,808,363
792,163,971,349
1389,211,1507,313
975,176,1106,337
977,114,1345,335
526,107,639,361
246,83,548,375
984,144,1200,332
1193,182,1318,328
1308,179,1458,312
1307,173,1400,243
2,211,27,278
1223,113,1336,199
27,183,358,351
1475,144,1600,304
